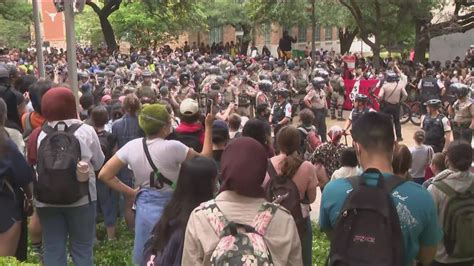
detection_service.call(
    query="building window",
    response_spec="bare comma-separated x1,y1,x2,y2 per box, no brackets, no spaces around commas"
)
314,24,321,42
325,26,332,41
210,26,223,44
262,23,271,45
298,25,306,42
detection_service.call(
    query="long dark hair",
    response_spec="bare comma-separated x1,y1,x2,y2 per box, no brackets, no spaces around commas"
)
277,126,303,180
0,98,10,158
150,156,217,254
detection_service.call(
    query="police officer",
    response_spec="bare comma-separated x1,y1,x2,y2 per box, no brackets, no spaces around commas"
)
255,80,272,107
344,94,375,132
235,76,254,118
269,88,292,137
304,77,328,142
421,99,452,153
329,68,345,121
449,83,473,142
418,69,445,109
379,71,408,141
177,73,195,102
136,71,158,99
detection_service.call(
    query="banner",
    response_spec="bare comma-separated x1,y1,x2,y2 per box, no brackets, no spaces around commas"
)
342,79,380,110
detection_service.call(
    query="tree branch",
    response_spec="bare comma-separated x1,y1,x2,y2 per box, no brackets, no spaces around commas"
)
86,1,102,16
103,0,122,17
339,0,376,48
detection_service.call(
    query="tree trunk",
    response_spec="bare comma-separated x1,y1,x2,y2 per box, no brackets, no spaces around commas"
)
414,19,429,63
338,27,358,55
372,44,381,70
240,26,252,55
99,15,117,52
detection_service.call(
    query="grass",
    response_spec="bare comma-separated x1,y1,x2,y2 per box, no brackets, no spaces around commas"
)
2,221,329,265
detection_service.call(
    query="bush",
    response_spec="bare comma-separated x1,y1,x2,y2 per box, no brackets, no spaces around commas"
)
312,222,330,265
24,220,329,265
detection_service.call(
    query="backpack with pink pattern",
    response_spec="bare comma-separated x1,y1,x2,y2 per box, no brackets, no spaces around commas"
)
199,199,278,266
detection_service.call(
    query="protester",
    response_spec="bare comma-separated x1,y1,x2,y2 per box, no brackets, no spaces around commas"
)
392,144,413,180
31,87,105,266
331,147,360,180
0,98,33,260
409,130,434,184
320,112,442,266
428,141,474,265
98,103,213,264
241,118,274,158
143,156,217,266
182,137,302,265
227,113,241,139
266,126,317,265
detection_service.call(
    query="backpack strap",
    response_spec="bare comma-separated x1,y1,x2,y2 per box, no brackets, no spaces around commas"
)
142,138,174,188
65,123,82,133
297,126,309,136
267,159,278,180
200,199,229,236
252,202,279,235
41,123,56,135
384,175,406,193
433,181,459,198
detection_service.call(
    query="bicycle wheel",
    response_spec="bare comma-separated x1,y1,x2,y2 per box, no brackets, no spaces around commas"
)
400,103,411,124
410,101,423,126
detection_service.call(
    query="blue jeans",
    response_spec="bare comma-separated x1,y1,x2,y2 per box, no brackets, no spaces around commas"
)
96,179,119,227
37,202,97,266
133,189,173,265
302,216,313,266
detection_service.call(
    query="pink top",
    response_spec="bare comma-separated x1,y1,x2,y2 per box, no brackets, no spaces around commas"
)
265,154,318,200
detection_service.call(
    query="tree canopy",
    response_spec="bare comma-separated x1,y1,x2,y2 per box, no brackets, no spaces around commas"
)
0,0,32,48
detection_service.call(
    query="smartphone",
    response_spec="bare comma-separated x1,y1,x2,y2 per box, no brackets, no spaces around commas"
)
206,98,214,115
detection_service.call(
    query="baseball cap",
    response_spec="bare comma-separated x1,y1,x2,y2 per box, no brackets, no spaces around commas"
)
180,98,199,116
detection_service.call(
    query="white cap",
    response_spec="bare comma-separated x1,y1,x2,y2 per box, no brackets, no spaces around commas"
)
180,98,199,116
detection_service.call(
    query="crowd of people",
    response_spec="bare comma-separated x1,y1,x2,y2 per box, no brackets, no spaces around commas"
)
0,41,472,266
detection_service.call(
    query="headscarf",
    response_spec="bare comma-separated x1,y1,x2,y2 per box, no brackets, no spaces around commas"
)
41,87,77,121
328,125,344,143
138,104,169,136
219,137,268,198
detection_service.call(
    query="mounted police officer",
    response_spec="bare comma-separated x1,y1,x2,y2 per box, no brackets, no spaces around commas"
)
421,99,452,153
329,68,345,121
304,77,328,142
449,83,473,142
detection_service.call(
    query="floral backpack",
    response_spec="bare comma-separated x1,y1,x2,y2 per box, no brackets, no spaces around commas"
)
199,199,278,266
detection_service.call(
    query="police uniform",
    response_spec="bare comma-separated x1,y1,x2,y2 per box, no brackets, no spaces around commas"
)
329,75,345,120
305,87,327,142
452,98,473,142
349,107,374,125
271,100,292,135
421,113,451,153
418,77,442,103
236,85,253,117
136,82,158,99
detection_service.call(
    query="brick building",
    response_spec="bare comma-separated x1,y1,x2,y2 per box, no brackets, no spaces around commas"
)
180,23,342,56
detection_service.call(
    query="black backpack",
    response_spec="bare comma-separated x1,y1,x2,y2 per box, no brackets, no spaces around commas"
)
96,130,113,163
328,169,405,266
266,159,306,240
174,130,203,152
34,122,88,205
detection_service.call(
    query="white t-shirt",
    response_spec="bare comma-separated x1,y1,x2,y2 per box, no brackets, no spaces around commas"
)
116,137,189,191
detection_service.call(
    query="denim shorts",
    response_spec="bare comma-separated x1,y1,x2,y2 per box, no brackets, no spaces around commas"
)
133,188,172,265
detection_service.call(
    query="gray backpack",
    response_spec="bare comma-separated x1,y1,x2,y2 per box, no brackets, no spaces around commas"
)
433,181,474,259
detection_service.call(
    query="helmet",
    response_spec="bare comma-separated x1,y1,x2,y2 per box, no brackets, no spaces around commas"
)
78,71,89,79
215,75,225,85
275,88,289,98
107,65,117,72
159,85,169,95
167,76,178,86
287,59,295,70
355,93,368,102
179,73,190,83
259,74,271,81
334,68,343,75
117,60,126,67
450,83,470,98
142,71,152,78
386,71,399,83
211,57,220,66
210,82,221,91
280,72,289,82
209,66,220,75
271,73,280,82
258,80,272,92
138,59,148,66
277,59,285,67
426,69,435,77
311,77,326,90
235,62,244,68
424,99,442,107
105,70,115,77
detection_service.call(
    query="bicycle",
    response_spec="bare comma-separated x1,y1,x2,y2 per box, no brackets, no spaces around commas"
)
409,95,456,126
367,87,411,124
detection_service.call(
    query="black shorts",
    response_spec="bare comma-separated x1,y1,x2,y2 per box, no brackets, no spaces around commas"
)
0,193,22,233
